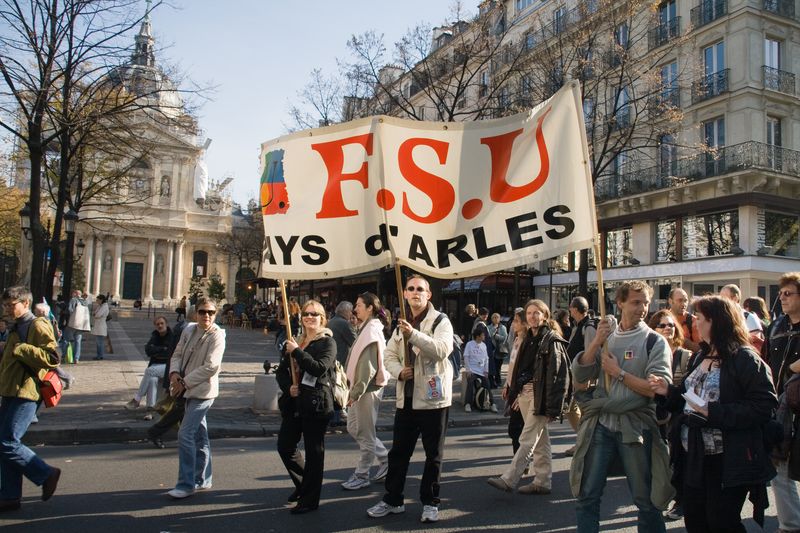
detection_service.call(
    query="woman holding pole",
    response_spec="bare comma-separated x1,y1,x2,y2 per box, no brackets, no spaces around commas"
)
276,299,336,515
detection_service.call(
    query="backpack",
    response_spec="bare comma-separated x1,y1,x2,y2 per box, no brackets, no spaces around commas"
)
329,360,349,409
474,379,492,411
431,312,461,366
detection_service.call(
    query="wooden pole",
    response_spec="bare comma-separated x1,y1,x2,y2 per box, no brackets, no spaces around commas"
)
394,263,406,321
593,242,611,391
394,263,413,369
279,279,299,387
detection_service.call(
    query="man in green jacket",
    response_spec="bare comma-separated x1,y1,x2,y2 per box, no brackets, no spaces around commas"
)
0,286,61,512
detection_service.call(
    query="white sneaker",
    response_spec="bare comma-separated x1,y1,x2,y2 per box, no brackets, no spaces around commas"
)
371,462,389,481
167,488,194,499
367,501,405,518
342,473,370,490
490,404,498,413
464,404,472,412
421,505,439,523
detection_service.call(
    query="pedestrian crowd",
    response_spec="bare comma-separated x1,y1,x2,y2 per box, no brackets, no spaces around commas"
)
1,270,799,533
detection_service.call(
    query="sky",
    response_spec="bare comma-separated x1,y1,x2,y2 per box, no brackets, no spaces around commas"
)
152,1,458,208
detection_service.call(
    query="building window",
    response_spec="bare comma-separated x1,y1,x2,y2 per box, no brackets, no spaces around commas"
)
659,134,678,177
583,98,595,126
553,6,567,34
525,31,536,50
605,227,633,267
417,106,426,120
767,116,782,169
656,220,678,262
516,0,535,12
682,210,739,259
615,22,629,48
764,211,799,257
192,250,208,278
765,38,780,69
703,117,725,175
660,61,679,106
614,86,630,127
479,70,489,97
703,41,725,76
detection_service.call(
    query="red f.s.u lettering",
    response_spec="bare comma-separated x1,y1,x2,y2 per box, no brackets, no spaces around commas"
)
481,108,551,204
312,133,373,219
398,137,455,224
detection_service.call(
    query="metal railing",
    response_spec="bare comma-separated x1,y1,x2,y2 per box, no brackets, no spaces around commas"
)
648,17,681,50
762,65,796,95
763,0,796,19
691,69,729,104
647,88,681,115
594,141,800,201
690,0,727,28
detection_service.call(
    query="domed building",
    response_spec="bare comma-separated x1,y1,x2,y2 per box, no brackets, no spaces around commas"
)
73,13,237,305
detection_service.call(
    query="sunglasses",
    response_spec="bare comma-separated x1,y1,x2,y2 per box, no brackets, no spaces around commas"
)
197,309,216,316
301,311,321,317
655,323,675,329
405,286,427,292
779,289,799,298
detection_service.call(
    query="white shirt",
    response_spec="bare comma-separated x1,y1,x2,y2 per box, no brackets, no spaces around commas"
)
463,340,489,377
743,310,763,333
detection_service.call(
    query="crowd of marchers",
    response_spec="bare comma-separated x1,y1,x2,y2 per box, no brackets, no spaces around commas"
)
1,272,799,533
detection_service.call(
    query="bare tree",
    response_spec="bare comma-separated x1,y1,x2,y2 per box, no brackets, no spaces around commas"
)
216,197,265,296
286,68,344,131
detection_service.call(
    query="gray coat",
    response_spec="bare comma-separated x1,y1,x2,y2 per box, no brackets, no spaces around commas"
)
328,315,356,365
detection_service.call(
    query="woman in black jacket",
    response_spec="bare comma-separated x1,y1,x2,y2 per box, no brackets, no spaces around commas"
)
649,296,778,532
125,316,173,416
488,299,570,495
276,300,336,515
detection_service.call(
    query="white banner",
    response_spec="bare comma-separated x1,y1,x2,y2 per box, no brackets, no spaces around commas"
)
258,82,597,280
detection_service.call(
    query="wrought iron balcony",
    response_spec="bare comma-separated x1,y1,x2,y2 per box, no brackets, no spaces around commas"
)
762,65,796,95
594,141,800,202
648,17,681,50
690,0,727,28
763,0,795,19
691,69,729,104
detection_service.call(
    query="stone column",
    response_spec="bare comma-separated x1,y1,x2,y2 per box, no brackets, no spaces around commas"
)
166,240,175,300
145,239,156,302
92,238,103,296
83,234,95,293
112,236,123,299
174,240,185,299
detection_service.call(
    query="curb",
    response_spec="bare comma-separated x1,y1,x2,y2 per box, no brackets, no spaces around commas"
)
25,415,510,446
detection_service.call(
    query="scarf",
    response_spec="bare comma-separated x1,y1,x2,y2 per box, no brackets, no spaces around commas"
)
346,318,388,386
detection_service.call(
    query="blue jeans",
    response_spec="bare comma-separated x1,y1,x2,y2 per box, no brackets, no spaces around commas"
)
0,397,54,500
94,335,105,359
576,423,665,533
63,327,83,362
175,398,214,492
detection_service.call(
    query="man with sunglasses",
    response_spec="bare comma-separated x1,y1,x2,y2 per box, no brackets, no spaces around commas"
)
764,272,800,533
367,274,453,524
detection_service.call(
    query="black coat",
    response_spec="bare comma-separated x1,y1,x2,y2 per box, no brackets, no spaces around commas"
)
660,346,778,488
511,326,570,419
276,335,336,418
766,314,800,396
145,328,173,366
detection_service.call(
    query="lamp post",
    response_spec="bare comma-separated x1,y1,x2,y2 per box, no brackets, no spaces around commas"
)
61,209,80,301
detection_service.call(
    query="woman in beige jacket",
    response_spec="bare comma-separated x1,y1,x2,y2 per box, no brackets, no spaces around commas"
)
166,297,226,499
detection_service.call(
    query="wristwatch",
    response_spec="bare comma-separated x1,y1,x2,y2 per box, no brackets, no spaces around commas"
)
617,369,626,383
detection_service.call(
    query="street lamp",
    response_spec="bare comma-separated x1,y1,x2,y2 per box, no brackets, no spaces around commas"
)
19,203,31,240
61,209,82,300
76,238,85,261
64,209,78,234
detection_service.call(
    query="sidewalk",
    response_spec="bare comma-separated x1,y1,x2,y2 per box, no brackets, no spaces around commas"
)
25,314,509,445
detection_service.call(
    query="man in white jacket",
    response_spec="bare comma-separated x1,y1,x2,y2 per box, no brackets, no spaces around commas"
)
367,274,453,524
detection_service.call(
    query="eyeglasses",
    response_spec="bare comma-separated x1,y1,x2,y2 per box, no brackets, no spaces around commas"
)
301,311,321,318
779,289,799,298
2,300,20,309
405,286,427,292
656,323,676,329
197,309,216,316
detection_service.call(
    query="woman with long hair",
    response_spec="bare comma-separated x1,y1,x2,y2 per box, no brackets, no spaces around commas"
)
503,308,528,454
489,299,570,495
649,296,777,532
341,292,390,490
276,300,336,514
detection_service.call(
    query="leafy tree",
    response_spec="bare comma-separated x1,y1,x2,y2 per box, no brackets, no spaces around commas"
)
188,276,205,305
206,272,226,301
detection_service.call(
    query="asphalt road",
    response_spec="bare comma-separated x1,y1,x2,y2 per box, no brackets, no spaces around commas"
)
0,425,778,532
